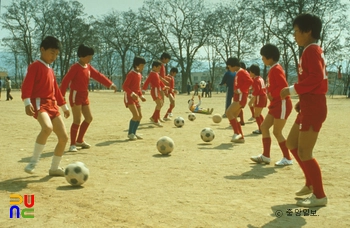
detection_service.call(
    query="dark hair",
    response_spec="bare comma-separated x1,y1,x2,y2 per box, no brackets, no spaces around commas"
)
249,64,260,76
133,56,146,69
226,57,240,67
77,44,94,57
260,44,280,62
152,60,162,68
239,61,246,70
40,36,61,50
293,13,322,40
160,52,171,60
170,67,178,73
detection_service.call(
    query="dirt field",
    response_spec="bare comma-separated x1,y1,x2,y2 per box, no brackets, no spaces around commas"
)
0,90,349,228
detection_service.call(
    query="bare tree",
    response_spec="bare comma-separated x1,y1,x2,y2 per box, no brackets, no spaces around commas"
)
141,0,211,93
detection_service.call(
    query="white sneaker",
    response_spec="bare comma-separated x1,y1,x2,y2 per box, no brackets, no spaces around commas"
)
76,141,91,149
231,134,242,142
49,167,65,176
250,154,271,164
134,134,143,139
296,194,327,207
128,134,137,140
25,163,36,174
163,117,172,121
154,122,163,127
275,157,293,166
168,113,173,117
68,145,78,152
159,118,165,123
248,117,255,121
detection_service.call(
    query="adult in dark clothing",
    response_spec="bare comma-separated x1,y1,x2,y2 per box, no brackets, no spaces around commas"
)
219,68,236,117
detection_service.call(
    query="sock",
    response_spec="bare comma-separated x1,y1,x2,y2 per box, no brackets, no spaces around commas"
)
128,120,136,135
168,104,174,114
237,121,244,138
279,141,292,160
255,116,261,131
229,118,239,134
290,149,312,187
50,155,62,170
151,110,157,121
133,121,140,134
155,110,160,122
70,123,80,145
31,143,45,163
239,110,244,123
250,106,254,117
77,121,90,143
303,158,326,198
262,137,271,158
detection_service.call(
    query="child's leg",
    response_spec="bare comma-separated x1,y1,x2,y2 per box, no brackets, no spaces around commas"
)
70,105,82,146
51,115,68,172
238,109,245,125
272,118,291,160
76,105,93,144
164,94,175,118
287,123,312,190
227,102,243,138
250,105,255,118
31,112,53,163
299,127,326,199
260,114,274,158
254,107,263,131
152,99,163,122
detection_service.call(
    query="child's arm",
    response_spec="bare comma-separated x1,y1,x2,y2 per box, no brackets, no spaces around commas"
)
89,66,117,92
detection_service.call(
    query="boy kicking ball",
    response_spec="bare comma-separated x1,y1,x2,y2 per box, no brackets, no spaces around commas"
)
21,36,69,176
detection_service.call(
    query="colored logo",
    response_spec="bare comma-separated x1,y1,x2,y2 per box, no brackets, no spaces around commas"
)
9,194,35,218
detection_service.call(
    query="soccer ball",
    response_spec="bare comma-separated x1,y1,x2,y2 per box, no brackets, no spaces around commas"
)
65,162,89,186
174,117,185,127
157,136,175,155
212,114,222,123
199,81,206,89
188,113,196,121
200,128,215,142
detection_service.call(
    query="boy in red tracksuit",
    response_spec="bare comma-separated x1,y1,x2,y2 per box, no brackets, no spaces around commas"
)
281,13,328,207
142,60,167,127
163,68,178,121
225,57,253,143
250,44,293,166
21,36,70,176
60,44,117,152
122,56,147,140
248,64,267,134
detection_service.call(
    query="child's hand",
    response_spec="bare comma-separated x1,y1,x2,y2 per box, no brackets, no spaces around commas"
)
131,93,138,100
25,104,35,116
267,93,273,101
111,84,118,93
63,110,70,118
140,96,146,102
294,101,300,113
280,87,290,99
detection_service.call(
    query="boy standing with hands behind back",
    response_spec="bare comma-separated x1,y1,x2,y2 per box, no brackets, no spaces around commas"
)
21,36,70,176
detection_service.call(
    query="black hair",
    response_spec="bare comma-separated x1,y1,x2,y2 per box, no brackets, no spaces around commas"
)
160,52,171,60
170,67,178,73
40,36,61,50
152,60,162,68
226,57,240,67
240,61,246,70
133,56,146,69
260,44,280,62
249,64,260,76
77,44,94,58
293,13,322,40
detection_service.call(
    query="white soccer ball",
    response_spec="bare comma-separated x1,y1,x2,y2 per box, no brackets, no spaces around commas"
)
157,136,175,155
200,127,215,142
174,117,185,127
188,113,196,121
65,162,89,186
212,114,222,123
199,81,207,89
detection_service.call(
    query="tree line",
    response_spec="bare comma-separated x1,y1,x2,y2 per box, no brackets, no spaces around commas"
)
1,0,350,93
